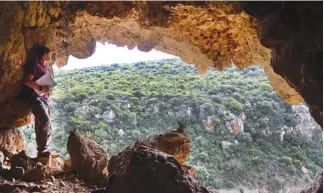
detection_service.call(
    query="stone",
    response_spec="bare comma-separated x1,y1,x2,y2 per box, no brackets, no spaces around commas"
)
11,151,35,172
117,129,125,137
300,170,323,193
0,128,26,155
220,140,239,153
102,110,116,123
109,123,190,174
10,150,64,182
67,131,109,186
60,181,66,187
23,163,48,182
102,145,212,193
10,166,25,179
64,158,72,171
49,157,64,175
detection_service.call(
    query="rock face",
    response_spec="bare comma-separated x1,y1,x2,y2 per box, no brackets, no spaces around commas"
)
108,124,190,174
300,170,323,193
67,131,108,186
0,128,26,155
225,112,246,136
291,104,321,138
242,2,323,125
104,145,213,193
0,1,322,130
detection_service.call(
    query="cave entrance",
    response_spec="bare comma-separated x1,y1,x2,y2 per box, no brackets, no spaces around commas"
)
22,41,322,192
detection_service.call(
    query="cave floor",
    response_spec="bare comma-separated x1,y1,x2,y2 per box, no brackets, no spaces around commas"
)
0,173,92,193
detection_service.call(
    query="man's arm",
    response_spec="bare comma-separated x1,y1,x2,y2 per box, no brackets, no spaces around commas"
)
23,73,49,93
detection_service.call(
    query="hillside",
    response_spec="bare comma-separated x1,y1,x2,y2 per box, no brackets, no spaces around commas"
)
23,59,323,191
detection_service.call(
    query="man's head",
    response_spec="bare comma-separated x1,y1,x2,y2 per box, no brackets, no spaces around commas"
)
36,46,51,63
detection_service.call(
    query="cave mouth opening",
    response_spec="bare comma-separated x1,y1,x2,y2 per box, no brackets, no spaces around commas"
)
21,41,323,192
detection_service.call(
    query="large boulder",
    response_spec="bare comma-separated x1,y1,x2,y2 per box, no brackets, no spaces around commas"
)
108,123,190,174
103,145,214,193
300,170,323,193
67,131,108,186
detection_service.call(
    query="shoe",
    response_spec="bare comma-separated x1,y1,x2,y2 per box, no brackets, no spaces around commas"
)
37,151,60,159
50,153,60,159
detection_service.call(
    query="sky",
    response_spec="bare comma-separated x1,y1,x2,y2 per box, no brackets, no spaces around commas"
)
54,42,178,70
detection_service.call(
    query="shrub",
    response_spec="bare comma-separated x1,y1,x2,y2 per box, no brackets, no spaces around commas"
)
106,93,115,100
279,156,292,165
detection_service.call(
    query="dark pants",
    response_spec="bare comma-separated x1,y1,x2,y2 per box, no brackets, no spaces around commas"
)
27,97,52,153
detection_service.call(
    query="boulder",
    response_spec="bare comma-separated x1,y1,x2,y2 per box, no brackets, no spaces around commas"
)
109,123,190,174
67,131,108,186
300,170,323,193
0,128,26,155
104,145,213,193
9,150,64,181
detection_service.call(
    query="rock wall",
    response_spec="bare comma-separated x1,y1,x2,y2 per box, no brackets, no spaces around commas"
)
0,2,322,131
242,2,323,125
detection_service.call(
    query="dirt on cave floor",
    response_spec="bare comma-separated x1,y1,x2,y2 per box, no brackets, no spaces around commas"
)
0,172,93,193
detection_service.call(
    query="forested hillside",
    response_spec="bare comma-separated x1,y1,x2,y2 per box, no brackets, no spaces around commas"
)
23,59,322,191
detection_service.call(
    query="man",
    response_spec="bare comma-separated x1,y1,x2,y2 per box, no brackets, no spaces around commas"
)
22,46,57,159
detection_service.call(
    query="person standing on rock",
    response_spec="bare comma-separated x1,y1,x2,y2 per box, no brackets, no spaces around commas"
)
21,46,58,160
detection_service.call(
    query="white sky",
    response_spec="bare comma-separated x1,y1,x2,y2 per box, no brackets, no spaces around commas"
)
54,42,178,70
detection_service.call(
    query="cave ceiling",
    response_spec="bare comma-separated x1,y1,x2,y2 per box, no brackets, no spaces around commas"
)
0,1,322,127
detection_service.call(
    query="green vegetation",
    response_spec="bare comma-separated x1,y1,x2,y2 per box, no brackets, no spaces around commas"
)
23,59,323,191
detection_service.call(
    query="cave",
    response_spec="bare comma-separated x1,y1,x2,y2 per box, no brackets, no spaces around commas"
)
0,1,322,193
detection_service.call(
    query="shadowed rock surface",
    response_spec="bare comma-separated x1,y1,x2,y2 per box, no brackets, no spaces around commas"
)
67,131,108,187
108,124,191,174
106,145,214,193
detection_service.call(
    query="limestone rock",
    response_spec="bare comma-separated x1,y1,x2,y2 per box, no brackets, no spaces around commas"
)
221,140,239,153
0,128,26,154
300,170,323,193
104,145,213,193
291,104,321,138
67,131,108,186
225,113,245,135
117,129,125,137
109,124,190,174
102,110,116,123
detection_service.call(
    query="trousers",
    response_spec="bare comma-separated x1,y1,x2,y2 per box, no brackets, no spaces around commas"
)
27,97,52,153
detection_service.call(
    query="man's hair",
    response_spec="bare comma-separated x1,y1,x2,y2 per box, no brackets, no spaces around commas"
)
35,46,51,60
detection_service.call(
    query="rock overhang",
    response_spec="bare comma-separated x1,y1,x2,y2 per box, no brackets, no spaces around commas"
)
0,1,322,128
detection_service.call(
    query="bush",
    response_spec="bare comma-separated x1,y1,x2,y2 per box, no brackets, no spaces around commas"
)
106,93,115,100
224,97,242,113
279,156,292,165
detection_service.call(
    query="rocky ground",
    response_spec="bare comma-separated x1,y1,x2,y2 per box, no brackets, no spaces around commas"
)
0,173,93,193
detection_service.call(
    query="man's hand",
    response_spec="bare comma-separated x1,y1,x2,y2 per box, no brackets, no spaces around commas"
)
42,86,50,93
